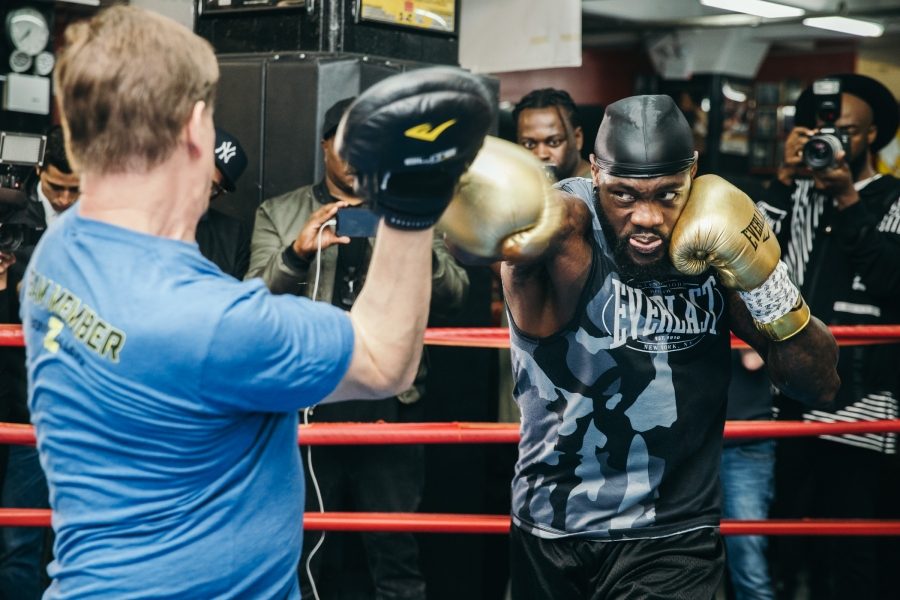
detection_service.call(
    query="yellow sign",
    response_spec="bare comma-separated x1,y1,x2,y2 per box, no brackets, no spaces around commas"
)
359,0,456,34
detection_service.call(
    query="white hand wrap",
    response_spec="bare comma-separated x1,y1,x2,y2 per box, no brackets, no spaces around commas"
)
738,260,810,341
738,261,799,324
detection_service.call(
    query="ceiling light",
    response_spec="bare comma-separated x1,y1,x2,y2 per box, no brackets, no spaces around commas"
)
803,16,884,37
722,82,748,103
700,0,805,19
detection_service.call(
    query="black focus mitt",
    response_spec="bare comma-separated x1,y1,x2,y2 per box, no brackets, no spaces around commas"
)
336,67,493,230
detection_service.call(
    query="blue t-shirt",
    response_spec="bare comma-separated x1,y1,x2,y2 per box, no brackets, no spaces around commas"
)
20,206,354,598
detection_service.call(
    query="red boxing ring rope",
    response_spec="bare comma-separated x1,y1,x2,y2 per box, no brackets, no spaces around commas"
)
3,324,900,349
4,419,900,533
4,419,900,447
2,322,900,535
423,325,900,349
0,324,22,347
3,509,900,536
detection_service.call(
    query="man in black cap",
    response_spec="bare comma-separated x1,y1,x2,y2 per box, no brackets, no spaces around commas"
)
196,127,251,279
759,74,900,600
246,97,469,599
441,94,839,598
211,127,248,200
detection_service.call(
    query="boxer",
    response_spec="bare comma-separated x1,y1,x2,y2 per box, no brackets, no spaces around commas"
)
443,95,840,599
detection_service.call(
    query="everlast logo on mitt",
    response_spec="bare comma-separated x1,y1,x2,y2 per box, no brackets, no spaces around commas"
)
336,66,493,230
404,119,458,142
740,210,770,251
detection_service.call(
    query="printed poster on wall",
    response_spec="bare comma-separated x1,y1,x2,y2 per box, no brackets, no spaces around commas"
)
458,0,582,74
358,0,457,34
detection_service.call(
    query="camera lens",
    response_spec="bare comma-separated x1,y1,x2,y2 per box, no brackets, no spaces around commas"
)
802,134,843,171
0,223,25,253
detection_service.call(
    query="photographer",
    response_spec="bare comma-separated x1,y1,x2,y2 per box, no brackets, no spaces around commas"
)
0,125,78,599
759,74,900,599
27,125,80,231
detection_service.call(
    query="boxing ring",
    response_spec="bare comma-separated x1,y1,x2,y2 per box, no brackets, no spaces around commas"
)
2,323,900,537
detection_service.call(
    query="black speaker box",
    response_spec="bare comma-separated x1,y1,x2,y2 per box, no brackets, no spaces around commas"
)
212,52,497,221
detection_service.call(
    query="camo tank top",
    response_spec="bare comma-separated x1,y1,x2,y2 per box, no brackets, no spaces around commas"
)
509,177,731,540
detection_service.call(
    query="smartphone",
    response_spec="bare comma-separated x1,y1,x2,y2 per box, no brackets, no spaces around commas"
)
335,206,380,238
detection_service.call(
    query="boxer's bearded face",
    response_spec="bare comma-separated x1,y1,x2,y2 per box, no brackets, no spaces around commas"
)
593,169,692,280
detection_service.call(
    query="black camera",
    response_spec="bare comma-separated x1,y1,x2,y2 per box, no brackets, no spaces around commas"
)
802,78,851,171
0,131,47,252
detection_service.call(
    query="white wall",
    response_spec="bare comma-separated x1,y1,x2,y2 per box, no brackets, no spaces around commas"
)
129,0,195,30
459,0,581,74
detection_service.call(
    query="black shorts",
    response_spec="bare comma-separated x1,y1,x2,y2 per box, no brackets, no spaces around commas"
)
509,524,725,600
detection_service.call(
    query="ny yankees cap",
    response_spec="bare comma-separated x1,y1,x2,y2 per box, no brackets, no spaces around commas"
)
213,127,248,192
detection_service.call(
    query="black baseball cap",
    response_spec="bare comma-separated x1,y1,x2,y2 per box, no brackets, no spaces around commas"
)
213,127,248,192
794,74,899,152
322,97,356,140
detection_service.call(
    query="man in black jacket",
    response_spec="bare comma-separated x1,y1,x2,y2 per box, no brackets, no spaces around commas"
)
759,73,900,600
196,127,251,279
30,126,80,229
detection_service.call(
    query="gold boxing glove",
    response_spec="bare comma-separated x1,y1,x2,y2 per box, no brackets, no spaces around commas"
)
438,136,565,263
670,174,810,341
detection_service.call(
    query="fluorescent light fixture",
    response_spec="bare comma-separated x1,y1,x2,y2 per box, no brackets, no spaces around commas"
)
722,82,747,103
700,0,804,19
803,16,884,37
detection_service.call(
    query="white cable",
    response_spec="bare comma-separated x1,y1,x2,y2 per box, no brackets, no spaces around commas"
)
311,219,336,302
304,217,334,600
303,406,326,600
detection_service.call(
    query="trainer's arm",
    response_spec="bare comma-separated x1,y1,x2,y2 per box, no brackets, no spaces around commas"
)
321,223,432,402
727,290,839,408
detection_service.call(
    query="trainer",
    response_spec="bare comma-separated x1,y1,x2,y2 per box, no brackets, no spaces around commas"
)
442,95,840,598
20,6,491,599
